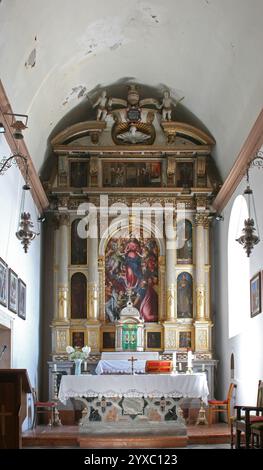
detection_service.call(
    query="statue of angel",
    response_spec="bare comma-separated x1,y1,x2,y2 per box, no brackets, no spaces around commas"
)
92,90,112,121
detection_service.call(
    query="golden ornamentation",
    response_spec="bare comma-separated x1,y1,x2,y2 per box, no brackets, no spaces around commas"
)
194,213,209,227
88,330,99,349
196,286,205,320
90,157,98,176
56,330,67,351
165,329,177,349
58,213,70,226
88,283,99,320
197,329,208,350
58,287,68,320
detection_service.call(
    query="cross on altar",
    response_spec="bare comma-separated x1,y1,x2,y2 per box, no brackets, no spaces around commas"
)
128,356,137,375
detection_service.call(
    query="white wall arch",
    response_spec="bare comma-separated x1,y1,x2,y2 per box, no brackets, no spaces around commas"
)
228,195,250,338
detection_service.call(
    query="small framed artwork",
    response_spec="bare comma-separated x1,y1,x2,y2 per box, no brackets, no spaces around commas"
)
146,331,162,350
179,331,192,349
0,258,8,307
102,331,115,350
72,331,85,349
18,279,26,320
8,269,18,314
250,272,262,318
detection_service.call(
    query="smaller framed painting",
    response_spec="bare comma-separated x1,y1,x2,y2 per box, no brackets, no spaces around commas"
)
0,258,8,307
250,272,262,318
179,331,192,349
102,331,115,350
146,331,162,350
72,331,85,349
8,269,18,314
18,279,26,320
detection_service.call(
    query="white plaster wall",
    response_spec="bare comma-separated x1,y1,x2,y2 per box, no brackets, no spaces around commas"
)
0,136,41,428
215,163,263,406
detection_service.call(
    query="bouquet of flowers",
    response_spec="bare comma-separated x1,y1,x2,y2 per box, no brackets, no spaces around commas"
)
66,345,91,360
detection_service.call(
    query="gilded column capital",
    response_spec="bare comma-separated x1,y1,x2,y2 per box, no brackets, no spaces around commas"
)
59,213,70,226
194,213,209,227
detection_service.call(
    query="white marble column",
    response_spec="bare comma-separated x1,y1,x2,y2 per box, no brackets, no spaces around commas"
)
195,214,206,321
165,229,176,322
87,215,99,321
57,214,69,321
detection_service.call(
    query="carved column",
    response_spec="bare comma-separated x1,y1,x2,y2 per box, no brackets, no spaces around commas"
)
57,214,70,322
87,217,99,322
195,214,206,321
165,237,176,322
204,218,211,320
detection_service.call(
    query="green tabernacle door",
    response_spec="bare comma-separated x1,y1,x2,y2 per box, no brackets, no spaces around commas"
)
122,324,138,350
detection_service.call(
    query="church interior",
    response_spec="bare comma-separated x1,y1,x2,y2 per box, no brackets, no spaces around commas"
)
0,0,263,450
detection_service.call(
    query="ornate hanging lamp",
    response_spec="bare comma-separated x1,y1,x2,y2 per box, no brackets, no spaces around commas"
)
235,153,263,256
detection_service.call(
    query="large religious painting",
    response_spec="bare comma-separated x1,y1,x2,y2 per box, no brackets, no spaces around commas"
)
71,219,87,265
70,161,88,187
177,272,193,318
103,162,161,188
176,219,193,264
71,272,87,319
176,162,194,188
105,237,159,322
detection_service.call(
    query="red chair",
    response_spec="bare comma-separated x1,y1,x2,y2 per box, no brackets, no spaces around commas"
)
32,388,56,427
208,383,236,425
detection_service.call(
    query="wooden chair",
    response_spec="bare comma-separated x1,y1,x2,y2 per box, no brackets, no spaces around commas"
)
233,380,263,448
251,422,263,448
208,383,236,425
32,388,56,428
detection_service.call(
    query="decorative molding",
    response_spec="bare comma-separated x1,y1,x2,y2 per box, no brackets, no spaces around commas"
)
0,80,49,213
213,107,263,212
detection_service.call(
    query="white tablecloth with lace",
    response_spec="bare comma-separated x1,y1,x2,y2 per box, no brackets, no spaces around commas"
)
58,373,209,405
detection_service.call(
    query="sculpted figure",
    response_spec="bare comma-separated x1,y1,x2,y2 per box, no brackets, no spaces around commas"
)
159,90,173,121
93,90,112,121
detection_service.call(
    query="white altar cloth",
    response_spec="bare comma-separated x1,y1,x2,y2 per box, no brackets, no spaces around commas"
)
101,352,159,360
58,373,209,405
95,359,146,375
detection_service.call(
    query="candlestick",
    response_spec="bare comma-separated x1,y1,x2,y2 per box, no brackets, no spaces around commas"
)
84,361,88,372
179,362,182,372
187,350,192,369
172,352,177,373
53,363,57,372
202,364,205,372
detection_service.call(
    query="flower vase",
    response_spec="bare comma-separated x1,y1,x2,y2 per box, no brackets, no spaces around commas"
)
74,358,82,375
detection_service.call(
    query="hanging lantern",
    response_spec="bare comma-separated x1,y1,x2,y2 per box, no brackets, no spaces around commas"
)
236,174,260,257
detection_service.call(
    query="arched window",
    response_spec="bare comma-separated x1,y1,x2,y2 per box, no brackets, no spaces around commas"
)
177,272,193,318
228,195,250,338
71,219,87,265
71,273,87,319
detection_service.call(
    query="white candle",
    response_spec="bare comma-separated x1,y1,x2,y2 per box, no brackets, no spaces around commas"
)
187,350,192,369
179,362,182,371
53,363,57,372
84,361,88,372
172,352,177,367
202,364,205,372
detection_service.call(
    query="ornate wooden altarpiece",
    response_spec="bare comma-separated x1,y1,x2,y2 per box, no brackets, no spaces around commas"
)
42,84,221,400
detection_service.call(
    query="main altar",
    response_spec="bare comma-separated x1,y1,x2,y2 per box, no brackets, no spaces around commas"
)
42,83,220,406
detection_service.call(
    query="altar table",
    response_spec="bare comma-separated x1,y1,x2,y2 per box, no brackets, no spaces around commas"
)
58,373,209,404
95,359,146,375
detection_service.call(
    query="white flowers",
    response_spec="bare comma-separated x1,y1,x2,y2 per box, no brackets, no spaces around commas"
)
66,345,91,360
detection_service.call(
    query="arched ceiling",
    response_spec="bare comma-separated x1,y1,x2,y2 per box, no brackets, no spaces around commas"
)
0,0,263,180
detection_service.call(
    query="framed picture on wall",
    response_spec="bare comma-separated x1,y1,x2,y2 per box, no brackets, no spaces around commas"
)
72,331,85,349
179,331,192,349
102,331,115,350
18,279,26,320
0,258,8,307
250,272,262,318
146,331,162,350
8,269,18,314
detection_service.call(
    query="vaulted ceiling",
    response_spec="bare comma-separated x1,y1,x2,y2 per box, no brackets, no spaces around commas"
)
1,0,262,179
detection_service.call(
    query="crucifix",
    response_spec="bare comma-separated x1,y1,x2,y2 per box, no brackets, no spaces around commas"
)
128,356,137,375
